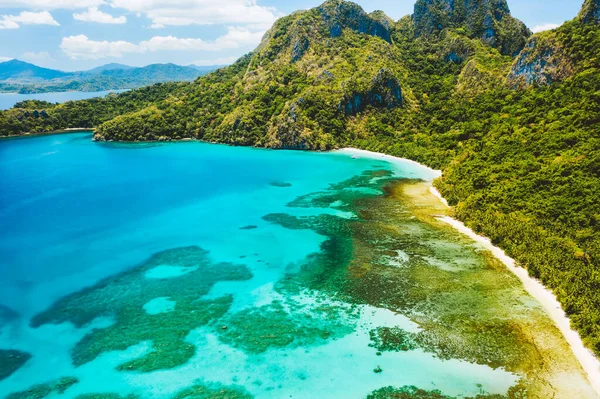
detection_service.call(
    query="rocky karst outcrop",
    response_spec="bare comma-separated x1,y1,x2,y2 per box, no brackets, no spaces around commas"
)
341,68,403,115
413,0,531,56
579,0,600,24
508,0,598,87
262,68,404,150
318,0,392,43
507,34,574,87
258,0,393,65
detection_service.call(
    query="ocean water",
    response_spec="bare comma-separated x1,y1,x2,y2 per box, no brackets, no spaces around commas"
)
0,133,581,399
0,91,128,110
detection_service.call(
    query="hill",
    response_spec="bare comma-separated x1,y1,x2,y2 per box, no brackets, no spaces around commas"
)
189,64,228,73
98,63,202,82
0,61,220,94
1,0,599,370
0,59,69,81
87,63,134,73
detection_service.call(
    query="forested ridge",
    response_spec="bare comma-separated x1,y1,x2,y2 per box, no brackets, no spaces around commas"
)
1,0,599,357
0,60,213,94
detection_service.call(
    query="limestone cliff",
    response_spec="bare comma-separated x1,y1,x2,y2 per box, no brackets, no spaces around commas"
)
413,0,531,56
508,0,599,87
508,33,573,87
579,0,600,24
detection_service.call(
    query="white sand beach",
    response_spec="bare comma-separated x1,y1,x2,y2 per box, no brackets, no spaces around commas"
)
335,148,442,180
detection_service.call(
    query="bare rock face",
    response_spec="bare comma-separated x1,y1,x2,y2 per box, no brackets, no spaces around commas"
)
413,0,531,56
508,34,574,88
508,0,599,88
579,0,600,24
258,0,393,65
318,0,392,43
342,68,403,115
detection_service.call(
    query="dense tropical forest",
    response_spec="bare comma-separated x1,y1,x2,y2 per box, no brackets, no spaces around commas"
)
1,0,599,358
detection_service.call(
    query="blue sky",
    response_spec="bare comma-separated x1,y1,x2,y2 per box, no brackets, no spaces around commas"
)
0,0,584,71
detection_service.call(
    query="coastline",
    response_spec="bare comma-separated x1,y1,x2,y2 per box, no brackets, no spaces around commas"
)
0,128,93,141
334,148,442,180
338,147,600,397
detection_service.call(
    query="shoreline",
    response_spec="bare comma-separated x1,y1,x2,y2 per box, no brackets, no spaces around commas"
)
339,146,600,396
334,148,442,180
0,128,93,141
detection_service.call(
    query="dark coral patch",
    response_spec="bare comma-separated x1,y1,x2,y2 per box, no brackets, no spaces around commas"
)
367,385,513,398
31,246,253,372
269,181,293,188
173,382,253,399
216,301,356,353
0,349,31,382
7,376,79,399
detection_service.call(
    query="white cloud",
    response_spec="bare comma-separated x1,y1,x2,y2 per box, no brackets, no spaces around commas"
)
61,34,143,59
140,27,264,51
108,0,279,28
0,0,280,27
0,0,104,10
0,18,18,28
532,23,560,33
61,27,263,59
0,56,13,62
74,7,126,24
0,11,59,29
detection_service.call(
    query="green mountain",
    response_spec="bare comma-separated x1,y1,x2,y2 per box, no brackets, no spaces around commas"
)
0,61,219,94
87,63,134,73
0,59,69,81
1,0,599,358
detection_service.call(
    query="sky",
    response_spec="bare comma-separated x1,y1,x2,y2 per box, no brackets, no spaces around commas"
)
0,0,585,71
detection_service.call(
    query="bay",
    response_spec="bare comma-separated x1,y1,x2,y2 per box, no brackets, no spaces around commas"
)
0,133,595,399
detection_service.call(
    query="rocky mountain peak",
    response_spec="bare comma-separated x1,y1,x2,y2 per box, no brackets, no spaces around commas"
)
257,0,393,64
317,0,392,43
579,0,600,24
412,0,531,56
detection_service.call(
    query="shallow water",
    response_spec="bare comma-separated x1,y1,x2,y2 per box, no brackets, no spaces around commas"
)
0,133,595,399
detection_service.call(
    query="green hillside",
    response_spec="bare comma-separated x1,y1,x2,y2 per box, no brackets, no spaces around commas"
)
1,0,599,357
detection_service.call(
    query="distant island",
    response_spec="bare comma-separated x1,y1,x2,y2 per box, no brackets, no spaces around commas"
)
0,59,223,94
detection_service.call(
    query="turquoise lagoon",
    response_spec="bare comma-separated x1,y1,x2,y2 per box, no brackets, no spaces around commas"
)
0,133,548,398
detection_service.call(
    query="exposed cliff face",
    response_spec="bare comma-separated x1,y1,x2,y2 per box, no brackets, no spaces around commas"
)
509,0,600,87
413,0,531,56
508,33,574,87
579,0,600,24
318,0,392,43
342,68,403,115
258,0,392,66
